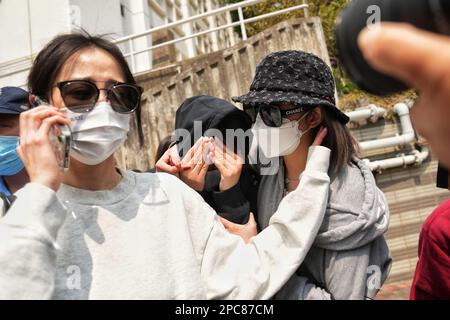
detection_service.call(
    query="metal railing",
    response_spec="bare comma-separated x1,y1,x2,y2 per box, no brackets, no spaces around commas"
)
115,0,309,73
0,0,309,85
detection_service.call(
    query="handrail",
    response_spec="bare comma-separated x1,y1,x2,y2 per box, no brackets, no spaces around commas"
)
123,3,309,59
0,0,309,81
114,0,263,44
114,0,308,73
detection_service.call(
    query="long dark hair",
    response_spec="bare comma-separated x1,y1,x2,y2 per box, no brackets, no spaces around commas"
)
311,106,358,174
27,31,144,145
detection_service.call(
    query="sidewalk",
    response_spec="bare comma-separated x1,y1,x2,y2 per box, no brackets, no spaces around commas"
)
376,281,412,300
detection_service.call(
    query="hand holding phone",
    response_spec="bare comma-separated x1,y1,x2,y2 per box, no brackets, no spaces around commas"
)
29,95,72,171
17,104,71,191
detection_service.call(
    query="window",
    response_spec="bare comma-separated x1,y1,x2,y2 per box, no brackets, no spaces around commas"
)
120,4,125,17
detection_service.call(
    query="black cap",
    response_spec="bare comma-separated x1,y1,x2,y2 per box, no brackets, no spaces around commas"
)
174,95,252,158
232,50,349,124
0,87,30,115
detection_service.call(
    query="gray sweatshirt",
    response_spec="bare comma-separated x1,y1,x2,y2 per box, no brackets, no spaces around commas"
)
257,157,392,300
0,147,331,300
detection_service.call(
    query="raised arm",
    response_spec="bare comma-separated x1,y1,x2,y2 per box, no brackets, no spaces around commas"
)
199,145,331,299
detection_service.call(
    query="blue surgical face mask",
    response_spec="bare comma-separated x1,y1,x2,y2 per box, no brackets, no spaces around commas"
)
0,136,24,176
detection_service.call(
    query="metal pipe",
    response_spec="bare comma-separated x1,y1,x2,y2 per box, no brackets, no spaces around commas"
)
114,0,263,44
123,3,309,57
238,7,248,40
364,148,429,172
358,103,415,152
346,104,386,123
395,102,414,134
302,0,309,17
129,39,136,73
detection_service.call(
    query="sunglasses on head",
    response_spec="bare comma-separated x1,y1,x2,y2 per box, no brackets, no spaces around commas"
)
244,104,308,127
54,79,143,114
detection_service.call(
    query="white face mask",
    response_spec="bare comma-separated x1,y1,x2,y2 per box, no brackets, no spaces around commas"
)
64,102,130,165
250,112,310,159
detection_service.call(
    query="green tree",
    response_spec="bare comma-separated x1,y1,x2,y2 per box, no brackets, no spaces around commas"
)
219,0,414,109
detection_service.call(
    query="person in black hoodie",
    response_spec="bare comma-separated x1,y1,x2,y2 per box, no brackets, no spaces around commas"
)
157,95,259,226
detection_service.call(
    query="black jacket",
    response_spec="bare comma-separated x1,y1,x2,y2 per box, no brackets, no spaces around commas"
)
175,95,259,224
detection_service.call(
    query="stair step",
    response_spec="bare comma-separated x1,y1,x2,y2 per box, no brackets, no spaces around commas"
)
385,205,436,240
385,257,418,284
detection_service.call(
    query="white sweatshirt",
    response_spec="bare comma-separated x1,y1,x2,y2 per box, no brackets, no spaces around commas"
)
0,146,330,299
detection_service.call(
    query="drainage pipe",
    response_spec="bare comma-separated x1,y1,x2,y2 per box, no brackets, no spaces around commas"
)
363,148,429,172
346,104,387,123
358,103,415,152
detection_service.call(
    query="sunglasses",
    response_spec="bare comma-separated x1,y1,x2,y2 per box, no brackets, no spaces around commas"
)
244,104,308,127
54,80,143,114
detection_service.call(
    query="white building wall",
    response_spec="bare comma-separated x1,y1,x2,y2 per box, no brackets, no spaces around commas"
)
180,0,196,58
120,0,153,72
0,0,71,87
0,0,237,87
0,0,71,64
69,0,124,37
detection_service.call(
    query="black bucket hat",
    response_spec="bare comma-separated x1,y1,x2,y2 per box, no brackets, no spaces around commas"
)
232,50,349,124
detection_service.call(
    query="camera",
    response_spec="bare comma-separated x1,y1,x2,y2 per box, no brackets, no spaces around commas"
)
336,0,450,95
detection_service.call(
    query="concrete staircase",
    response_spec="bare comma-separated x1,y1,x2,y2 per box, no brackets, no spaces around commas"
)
350,118,448,293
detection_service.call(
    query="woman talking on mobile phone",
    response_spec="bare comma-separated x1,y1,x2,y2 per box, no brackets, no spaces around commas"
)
0,33,331,299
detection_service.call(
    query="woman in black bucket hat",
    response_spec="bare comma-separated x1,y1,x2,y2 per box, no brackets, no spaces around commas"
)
232,50,392,300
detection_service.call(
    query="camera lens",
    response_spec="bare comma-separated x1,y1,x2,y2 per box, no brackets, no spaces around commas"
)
336,0,450,96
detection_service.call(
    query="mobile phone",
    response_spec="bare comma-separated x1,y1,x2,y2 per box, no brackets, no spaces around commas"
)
28,95,72,171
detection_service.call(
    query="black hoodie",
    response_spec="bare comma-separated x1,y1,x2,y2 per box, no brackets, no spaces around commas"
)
174,96,259,224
